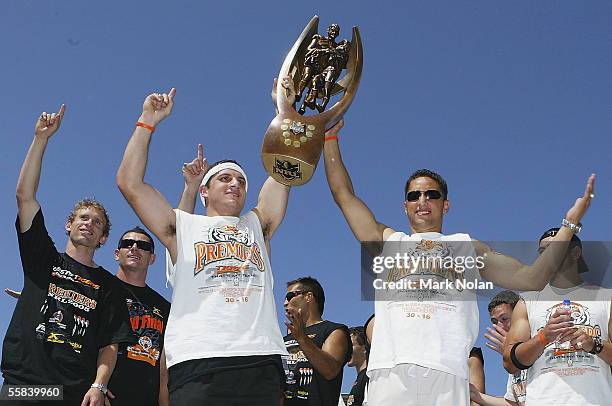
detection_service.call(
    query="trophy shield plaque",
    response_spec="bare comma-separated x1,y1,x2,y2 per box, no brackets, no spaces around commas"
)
262,16,363,186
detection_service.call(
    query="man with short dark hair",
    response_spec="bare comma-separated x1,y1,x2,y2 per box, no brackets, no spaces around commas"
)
470,290,524,406
108,226,171,406
346,327,368,406
2,106,132,405
504,230,612,405
283,277,352,405
323,120,595,405
117,81,295,405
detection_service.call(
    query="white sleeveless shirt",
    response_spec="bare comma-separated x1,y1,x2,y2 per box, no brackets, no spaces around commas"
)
164,209,287,368
367,232,480,379
523,284,611,405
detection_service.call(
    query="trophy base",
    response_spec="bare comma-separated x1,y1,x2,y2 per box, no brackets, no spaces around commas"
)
262,153,315,186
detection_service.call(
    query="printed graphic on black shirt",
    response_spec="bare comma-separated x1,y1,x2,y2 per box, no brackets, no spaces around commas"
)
126,297,165,366
284,321,351,405
35,266,101,354
285,335,312,400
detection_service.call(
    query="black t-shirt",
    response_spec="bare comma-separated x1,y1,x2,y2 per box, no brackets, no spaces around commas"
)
1,210,133,399
284,320,352,406
346,368,368,406
108,280,170,406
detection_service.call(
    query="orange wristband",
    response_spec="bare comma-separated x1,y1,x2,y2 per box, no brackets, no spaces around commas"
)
136,121,155,133
325,135,338,142
538,330,549,346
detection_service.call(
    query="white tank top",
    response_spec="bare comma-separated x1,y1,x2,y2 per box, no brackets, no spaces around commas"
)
367,232,479,379
523,283,611,405
164,209,287,368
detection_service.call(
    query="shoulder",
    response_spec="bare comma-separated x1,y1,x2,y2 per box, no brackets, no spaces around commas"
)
469,347,484,364
322,321,350,339
147,286,171,309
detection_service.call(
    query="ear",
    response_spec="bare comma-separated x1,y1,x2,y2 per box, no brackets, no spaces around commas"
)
443,199,450,214
403,201,408,215
199,185,208,199
98,234,108,247
569,245,581,260
149,253,157,265
114,248,120,261
65,220,71,234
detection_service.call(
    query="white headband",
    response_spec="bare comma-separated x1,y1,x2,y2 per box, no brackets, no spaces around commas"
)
200,163,248,208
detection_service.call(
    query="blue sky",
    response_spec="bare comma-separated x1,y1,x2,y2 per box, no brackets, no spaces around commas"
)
1,0,611,396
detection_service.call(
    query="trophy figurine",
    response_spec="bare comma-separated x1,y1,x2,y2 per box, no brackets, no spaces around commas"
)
262,16,363,186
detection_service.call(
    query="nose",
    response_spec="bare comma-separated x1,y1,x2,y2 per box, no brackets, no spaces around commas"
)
228,177,240,188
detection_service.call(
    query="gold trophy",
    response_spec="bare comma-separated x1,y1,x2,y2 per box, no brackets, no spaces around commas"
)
262,16,363,186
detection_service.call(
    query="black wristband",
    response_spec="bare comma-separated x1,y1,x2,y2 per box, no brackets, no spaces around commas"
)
510,342,532,370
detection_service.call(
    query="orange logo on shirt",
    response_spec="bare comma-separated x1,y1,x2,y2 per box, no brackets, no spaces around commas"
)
193,241,265,275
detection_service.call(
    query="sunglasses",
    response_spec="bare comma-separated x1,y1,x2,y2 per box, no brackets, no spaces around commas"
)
405,189,442,202
118,239,153,252
285,290,309,302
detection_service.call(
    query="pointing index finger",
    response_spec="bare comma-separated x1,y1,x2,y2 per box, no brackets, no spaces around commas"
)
58,104,66,119
168,88,177,99
197,144,203,161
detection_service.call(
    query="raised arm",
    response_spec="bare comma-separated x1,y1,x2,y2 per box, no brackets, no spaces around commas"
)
476,174,595,290
177,144,208,214
253,177,290,242
254,77,294,242
16,105,65,232
323,121,393,244
117,89,178,262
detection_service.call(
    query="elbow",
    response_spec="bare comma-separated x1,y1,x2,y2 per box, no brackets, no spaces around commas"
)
530,277,547,291
15,187,28,205
503,352,519,374
15,185,35,208
320,363,342,381
116,171,136,198
330,187,352,207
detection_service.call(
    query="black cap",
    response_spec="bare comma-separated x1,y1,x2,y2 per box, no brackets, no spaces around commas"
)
539,227,588,273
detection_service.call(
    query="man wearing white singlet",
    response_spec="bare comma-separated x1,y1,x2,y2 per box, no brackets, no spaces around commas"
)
322,120,595,405
117,78,297,406
504,228,612,405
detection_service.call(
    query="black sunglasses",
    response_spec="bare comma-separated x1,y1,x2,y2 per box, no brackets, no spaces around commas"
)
405,189,442,202
285,290,309,301
118,239,154,252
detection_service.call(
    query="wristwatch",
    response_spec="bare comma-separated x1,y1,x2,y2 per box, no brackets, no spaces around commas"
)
588,336,604,355
90,383,108,395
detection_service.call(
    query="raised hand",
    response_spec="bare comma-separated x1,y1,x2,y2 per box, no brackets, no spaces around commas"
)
325,119,344,138
35,104,65,140
182,144,208,188
140,88,176,126
565,174,595,225
284,307,306,341
484,323,507,355
271,76,297,108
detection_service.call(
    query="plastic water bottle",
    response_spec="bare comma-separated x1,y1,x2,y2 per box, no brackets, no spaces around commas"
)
558,299,572,349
